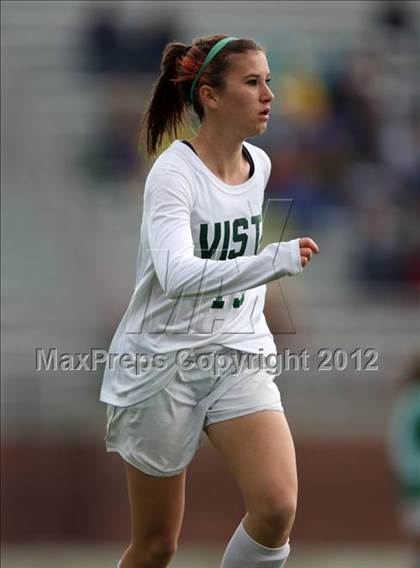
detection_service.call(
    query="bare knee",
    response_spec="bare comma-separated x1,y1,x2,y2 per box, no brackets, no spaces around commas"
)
266,497,297,533
123,536,177,568
146,537,177,564
250,493,297,539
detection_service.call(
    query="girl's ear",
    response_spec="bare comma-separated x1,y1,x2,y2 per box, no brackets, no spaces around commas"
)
198,85,219,110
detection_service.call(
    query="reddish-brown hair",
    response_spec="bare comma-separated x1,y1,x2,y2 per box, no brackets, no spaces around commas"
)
140,34,263,157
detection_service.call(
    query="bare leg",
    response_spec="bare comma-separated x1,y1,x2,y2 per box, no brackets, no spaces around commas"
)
206,410,297,548
119,461,186,568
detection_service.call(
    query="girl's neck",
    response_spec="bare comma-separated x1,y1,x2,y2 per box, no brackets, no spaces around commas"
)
189,125,249,185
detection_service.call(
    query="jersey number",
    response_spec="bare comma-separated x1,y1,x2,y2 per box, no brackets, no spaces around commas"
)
211,293,244,309
200,214,261,312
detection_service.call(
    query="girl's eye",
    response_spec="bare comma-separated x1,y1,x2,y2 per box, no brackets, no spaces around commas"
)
247,78,271,85
247,77,271,85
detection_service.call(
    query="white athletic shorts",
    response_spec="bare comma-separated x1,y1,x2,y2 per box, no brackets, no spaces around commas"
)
104,345,283,477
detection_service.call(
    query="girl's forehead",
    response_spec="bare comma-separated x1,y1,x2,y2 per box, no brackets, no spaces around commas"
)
227,51,270,76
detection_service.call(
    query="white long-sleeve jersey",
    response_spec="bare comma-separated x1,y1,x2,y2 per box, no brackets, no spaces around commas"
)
100,140,302,406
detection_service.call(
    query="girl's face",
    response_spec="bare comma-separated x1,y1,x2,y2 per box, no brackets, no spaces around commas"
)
203,50,274,138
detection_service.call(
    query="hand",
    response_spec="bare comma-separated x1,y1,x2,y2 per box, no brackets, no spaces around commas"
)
299,237,320,268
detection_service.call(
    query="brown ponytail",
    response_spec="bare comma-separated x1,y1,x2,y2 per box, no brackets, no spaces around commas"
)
140,35,263,157
139,42,189,157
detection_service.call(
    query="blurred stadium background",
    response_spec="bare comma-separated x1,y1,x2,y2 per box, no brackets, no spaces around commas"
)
2,1,419,567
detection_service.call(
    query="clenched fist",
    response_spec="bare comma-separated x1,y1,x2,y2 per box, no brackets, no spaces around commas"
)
299,237,320,267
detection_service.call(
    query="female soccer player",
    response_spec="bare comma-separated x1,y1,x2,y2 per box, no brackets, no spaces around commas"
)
101,35,319,568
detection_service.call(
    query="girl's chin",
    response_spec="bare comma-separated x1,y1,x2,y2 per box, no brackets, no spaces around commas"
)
255,122,269,134
242,122,269,139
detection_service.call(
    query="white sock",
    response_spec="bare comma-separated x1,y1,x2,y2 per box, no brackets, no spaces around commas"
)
221,521,290,567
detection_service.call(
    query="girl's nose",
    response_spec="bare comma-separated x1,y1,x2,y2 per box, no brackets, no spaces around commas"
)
263,86,274,102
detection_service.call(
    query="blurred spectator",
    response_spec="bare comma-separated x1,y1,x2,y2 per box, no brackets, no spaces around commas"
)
78,80,145,187
82,4,177,76
83,5,122,75
327,53,380,162
374,0,417,39
120,16,176,75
